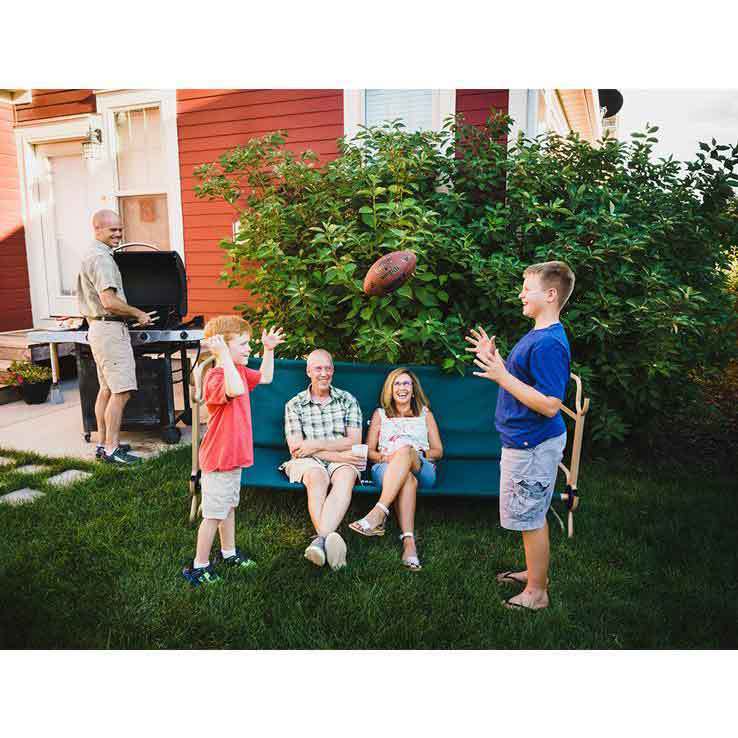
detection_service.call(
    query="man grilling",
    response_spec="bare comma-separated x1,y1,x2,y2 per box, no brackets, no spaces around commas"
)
76,209,157,465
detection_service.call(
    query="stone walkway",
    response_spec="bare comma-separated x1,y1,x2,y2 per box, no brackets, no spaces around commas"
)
0,454,94,507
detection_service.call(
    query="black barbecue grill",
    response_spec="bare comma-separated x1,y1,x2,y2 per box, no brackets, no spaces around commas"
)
29,244,204,445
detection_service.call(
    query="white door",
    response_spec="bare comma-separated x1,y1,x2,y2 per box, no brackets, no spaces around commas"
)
34,141,91,317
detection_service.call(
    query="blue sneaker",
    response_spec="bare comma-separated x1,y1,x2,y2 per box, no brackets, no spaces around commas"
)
217,548,257,570
182,562,222,587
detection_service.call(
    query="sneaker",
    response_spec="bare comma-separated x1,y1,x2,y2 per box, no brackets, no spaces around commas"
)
182,562,222,587
217,548,257,570
101,446,142,465
325,532,347,571
304,536,326,567
96,443,131,458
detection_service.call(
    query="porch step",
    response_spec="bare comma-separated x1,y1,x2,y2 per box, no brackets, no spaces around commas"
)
0,329,35,362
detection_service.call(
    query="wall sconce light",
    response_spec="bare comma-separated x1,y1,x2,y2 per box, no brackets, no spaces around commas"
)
82,126,103,160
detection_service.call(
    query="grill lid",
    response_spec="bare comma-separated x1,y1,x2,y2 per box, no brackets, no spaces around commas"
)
113,248,187,329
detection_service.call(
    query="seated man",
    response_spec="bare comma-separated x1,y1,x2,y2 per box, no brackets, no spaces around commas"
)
282,349,365,571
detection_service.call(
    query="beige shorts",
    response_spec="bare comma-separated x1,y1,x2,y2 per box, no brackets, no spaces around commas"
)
201,467,242,519
281,457,360,485
87,321,138,394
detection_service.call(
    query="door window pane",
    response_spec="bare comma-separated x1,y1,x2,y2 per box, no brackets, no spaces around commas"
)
115,106,165,191
120,194,170,250
365,89,434,132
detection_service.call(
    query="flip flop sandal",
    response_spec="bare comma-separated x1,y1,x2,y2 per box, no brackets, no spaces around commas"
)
503,595,548,612
496,571,527,586
349,502,389,537
400,532,422,571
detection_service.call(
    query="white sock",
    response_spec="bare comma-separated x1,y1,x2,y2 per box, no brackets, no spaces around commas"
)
221,548,236,559
193,559,209,569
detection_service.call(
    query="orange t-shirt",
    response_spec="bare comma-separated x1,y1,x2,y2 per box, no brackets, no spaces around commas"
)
199,364,262,473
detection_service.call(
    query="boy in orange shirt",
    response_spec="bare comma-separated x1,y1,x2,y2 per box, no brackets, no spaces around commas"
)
182,316,285,586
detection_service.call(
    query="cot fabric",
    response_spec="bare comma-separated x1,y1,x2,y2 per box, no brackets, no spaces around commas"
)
241,359,504,497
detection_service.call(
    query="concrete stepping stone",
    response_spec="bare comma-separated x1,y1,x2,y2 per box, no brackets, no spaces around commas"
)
0,488,45,506
14,464,52,475
47,469,92,488
0,456,16,467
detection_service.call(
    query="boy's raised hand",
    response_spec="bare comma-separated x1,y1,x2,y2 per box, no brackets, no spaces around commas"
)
261,326,285,351
465,326,497,361
472,348,508,385
203,334,229,357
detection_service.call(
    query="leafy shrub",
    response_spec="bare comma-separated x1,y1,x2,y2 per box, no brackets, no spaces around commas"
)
194,116,738,445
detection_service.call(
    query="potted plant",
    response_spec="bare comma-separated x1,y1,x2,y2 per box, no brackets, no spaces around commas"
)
5,360,53,405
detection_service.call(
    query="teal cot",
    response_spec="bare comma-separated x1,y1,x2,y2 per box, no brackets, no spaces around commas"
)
190,358,588,536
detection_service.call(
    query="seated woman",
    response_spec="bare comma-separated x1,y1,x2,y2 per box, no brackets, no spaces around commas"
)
349,367,443,570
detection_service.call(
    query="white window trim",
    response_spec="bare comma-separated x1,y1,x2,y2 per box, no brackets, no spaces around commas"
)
95,90,185,263
14,114,103,327
343,89,456,141
508,89,549,148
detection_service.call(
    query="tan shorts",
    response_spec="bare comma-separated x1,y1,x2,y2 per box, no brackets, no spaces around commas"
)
281,457,361,485
88,321,138,394
201,467,242,519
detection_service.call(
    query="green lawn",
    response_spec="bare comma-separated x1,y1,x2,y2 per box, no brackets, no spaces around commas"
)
0,445,736,649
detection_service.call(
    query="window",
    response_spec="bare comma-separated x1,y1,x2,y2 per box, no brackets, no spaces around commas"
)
96,89,184,259
344,89,455,140
113,105,170,249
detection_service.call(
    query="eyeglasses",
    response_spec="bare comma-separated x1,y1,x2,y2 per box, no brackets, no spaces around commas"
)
393,380,413,388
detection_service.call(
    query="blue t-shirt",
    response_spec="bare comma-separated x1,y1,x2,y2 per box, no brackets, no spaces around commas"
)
494,322,571,449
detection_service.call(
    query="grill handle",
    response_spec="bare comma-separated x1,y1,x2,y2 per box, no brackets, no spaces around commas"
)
112,242,161,252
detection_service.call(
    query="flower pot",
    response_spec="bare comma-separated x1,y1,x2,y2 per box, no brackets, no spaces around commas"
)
17,380,51,405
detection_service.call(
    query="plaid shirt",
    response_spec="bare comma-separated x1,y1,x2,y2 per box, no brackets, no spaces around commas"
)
284,385,362,441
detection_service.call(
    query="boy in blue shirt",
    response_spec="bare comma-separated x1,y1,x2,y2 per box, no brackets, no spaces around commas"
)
466,261,575,612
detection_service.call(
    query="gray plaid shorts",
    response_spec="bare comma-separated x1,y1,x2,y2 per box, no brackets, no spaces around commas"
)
499,433,566,531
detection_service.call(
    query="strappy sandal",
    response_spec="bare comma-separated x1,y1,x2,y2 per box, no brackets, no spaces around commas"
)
400,532,422,571
349,502,389,537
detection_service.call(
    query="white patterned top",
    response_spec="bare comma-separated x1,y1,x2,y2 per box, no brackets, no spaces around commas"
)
377,407,430,455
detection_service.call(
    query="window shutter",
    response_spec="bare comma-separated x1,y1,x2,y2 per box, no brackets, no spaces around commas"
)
365,89,434,132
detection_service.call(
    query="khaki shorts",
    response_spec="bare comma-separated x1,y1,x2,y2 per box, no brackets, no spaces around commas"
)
201,467,242,519
281,457,360,485
88,321,137,394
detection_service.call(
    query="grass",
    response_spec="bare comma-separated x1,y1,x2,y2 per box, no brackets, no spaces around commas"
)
0,445,736,649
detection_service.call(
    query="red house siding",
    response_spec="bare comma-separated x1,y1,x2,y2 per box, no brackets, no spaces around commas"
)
177,89,344,320
455,89,509,126
0,102,32,331
14,89,96,123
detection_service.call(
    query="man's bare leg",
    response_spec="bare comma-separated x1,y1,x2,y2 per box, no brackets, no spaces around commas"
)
95,386,111,446
103,391,131,455
505,522,550,610
304,468,330,535
318,466,354,536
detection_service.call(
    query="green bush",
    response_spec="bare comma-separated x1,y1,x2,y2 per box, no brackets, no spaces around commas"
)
194,115,738,445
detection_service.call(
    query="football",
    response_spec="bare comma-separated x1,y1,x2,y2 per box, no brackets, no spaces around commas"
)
362,250,417,296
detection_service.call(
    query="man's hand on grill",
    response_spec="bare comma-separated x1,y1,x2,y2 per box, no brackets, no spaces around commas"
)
132,310,158,328
261,326,286,351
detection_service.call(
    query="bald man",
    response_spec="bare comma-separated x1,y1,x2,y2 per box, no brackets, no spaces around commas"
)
76,210,156,465
283,349,365,570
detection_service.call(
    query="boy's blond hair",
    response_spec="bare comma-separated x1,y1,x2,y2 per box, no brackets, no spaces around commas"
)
203,315,252,343
524,261,576,308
